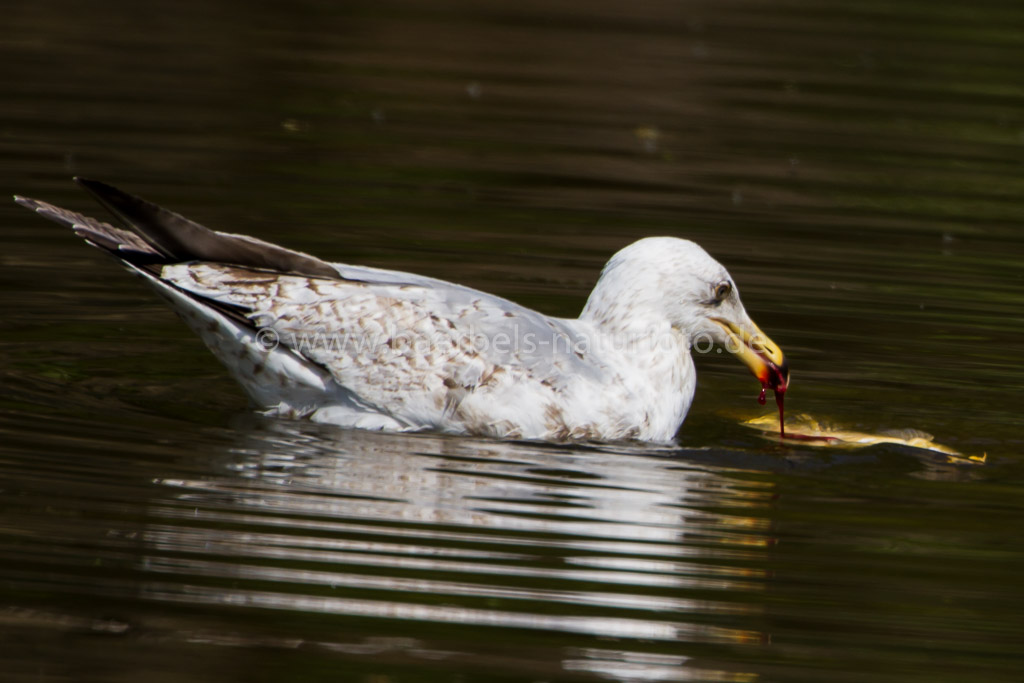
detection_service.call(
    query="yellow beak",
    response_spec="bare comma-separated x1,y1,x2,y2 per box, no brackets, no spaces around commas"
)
712,318,790,392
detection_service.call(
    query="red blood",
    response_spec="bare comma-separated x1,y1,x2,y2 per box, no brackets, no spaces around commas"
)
774,388,786,439
763,385,837,441
755,356,790,439
758,383,787,438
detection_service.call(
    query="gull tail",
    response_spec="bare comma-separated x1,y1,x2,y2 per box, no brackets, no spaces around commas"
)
13,178,343,416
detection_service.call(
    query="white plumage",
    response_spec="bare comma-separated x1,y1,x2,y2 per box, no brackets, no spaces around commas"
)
16,179,789,443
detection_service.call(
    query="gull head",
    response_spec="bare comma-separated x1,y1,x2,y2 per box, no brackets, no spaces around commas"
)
581,237,789,393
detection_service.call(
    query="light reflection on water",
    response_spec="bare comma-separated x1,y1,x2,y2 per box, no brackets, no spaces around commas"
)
0,417,776,680
141,425,769,652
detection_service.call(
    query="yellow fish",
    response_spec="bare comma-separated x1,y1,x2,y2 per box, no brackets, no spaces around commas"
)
740,413,985,465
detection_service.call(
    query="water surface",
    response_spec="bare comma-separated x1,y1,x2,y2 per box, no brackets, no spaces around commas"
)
2,0,1023,681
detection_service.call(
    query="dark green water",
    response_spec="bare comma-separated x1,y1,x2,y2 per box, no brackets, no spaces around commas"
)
2,0,1023,681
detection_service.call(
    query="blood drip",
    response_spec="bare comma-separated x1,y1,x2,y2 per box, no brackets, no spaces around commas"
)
757,383,787,439
774,389,786,439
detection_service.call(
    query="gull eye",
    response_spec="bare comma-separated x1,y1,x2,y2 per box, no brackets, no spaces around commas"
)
713,281,732,302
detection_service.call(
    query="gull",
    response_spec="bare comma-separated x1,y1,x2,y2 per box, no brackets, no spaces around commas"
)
15,178,789,443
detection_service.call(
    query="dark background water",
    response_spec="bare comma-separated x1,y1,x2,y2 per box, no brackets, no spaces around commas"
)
2,0,1023,681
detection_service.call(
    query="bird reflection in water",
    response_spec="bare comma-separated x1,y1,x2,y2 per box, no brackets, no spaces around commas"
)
139,421,775,679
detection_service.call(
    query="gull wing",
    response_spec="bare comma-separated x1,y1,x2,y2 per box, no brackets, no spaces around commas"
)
17,180,607,431
161,260,607,426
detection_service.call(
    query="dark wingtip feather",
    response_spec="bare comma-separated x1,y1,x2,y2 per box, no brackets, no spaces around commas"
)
20,177,342,280
74,177,123,201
